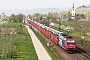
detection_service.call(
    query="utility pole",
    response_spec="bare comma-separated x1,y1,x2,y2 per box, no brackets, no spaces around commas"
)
47,17,50,27
59,18,61,31
58,13,61,31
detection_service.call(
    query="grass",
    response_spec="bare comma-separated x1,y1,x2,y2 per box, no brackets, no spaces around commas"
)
0,23,38,60
12,34,38,60
31,28,60,60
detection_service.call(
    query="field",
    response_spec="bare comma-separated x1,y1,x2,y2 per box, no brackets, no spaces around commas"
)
0,22,38,60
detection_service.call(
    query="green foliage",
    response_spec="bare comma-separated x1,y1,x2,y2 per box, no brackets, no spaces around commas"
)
40,19,48,26
1,23,22,28
34,13,40,17
9,14,17,23
9,14,23,23
16,14,23,23
68,18,73,21
80,14,86,19
85,12,90,20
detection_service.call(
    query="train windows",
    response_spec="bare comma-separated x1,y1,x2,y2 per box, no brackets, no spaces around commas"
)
67,40,75,45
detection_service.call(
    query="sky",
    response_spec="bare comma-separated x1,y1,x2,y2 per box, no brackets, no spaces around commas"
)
0,0,90,10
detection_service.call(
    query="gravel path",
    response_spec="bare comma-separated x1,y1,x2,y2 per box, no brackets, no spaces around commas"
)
25,25,52,60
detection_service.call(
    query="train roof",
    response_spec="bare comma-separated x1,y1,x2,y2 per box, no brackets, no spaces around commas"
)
46,27,50,30
60,33,73,38
37,23,40,25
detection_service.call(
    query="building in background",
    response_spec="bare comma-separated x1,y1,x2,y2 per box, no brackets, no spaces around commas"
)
71,3,76,20
0,13,7,21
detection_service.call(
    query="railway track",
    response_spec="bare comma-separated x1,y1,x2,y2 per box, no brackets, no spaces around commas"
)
66,46,90,60
76,47,90,59
68,53,88,60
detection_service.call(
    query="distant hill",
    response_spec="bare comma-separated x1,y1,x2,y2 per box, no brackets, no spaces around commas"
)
1,5,90,16
77,5,90,9
76,5,90,14
22,8,63,15
0,8,63,16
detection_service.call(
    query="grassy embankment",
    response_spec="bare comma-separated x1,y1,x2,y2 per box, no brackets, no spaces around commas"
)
0,23,38,60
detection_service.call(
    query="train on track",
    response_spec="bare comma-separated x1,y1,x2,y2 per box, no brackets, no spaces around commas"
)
26,18,76,50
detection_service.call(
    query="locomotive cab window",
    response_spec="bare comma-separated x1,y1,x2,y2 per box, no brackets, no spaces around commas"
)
67,40,75,45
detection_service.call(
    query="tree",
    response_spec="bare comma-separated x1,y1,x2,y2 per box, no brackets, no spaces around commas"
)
80,14,86,19
52,13,58,23
9,14,17,23
16,14,23,23
40,16,42,20
9,14,24,23
86,12,90,20
67,11,71,18
34,13,40,17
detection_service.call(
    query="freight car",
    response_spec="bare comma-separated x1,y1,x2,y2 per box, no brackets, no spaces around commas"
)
26,18,76,50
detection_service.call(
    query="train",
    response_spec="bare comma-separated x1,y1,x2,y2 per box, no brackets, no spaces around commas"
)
26,18,76,50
